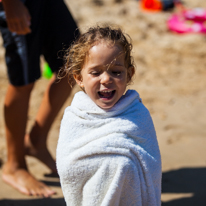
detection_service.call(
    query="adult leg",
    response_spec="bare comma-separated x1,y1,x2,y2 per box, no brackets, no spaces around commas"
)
25,0,76,173
25,74,72,173
2,83,56,197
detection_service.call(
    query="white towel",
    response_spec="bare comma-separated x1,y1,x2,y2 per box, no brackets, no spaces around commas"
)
56,90,162,206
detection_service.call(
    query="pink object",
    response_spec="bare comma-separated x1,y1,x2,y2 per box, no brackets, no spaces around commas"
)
167,8,206,34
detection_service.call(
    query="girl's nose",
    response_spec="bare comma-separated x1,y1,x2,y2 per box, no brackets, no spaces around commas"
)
100,71,113,84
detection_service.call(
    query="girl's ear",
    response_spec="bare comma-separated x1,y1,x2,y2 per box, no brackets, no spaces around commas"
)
127,66,135,83
73,74,84,88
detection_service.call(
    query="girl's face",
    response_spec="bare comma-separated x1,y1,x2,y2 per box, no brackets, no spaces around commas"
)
74,42,133,110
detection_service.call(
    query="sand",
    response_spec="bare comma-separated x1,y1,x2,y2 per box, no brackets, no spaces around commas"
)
0,0,206,205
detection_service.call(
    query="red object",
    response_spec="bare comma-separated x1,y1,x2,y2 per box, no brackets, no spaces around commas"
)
141,0,162,12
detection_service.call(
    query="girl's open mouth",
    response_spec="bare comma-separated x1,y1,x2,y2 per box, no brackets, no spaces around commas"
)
98,90,115,99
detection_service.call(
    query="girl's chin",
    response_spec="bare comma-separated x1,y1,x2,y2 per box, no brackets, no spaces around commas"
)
97,102,116,110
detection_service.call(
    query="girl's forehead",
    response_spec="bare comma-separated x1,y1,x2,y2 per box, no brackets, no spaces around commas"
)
87,41,124,57
86,43,125,63
91,40,123,50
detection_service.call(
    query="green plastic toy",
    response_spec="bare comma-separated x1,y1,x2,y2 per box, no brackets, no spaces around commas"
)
42,62,53,79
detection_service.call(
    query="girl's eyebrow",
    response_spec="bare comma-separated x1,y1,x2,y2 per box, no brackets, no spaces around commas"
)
87,65,102,71
106,51,125,70
113,63,124,66
87,51,125,71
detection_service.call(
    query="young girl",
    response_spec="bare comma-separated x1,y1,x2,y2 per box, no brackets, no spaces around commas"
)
56,26,162,206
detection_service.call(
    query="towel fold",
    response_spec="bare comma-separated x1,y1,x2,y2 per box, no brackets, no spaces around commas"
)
56,90,161,206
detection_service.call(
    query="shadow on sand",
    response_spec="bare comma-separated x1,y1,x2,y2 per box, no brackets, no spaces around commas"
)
1,167,206,206
0,198,66,206
162,167,206,206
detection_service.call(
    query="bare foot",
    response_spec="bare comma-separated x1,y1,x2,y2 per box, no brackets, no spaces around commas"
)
2,163,56,197
24,134,57,174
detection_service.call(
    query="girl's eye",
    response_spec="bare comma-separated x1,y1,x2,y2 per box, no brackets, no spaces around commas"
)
91,72,100,76
112,71,122,76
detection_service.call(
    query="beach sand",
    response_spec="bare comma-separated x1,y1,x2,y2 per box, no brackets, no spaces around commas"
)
0,0,206,205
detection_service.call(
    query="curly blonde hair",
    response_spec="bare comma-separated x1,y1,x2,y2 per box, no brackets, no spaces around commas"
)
59,25,135,86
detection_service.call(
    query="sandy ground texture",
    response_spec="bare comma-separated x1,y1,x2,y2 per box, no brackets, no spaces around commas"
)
0,0,206,205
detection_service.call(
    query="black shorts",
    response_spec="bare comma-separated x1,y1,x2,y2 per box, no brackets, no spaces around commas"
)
0,0,79,86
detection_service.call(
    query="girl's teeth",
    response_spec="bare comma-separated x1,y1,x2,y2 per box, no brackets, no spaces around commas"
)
101,90,112,93
98,90,115,98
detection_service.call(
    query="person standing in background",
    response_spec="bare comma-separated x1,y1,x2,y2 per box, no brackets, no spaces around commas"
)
0,0,79,197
